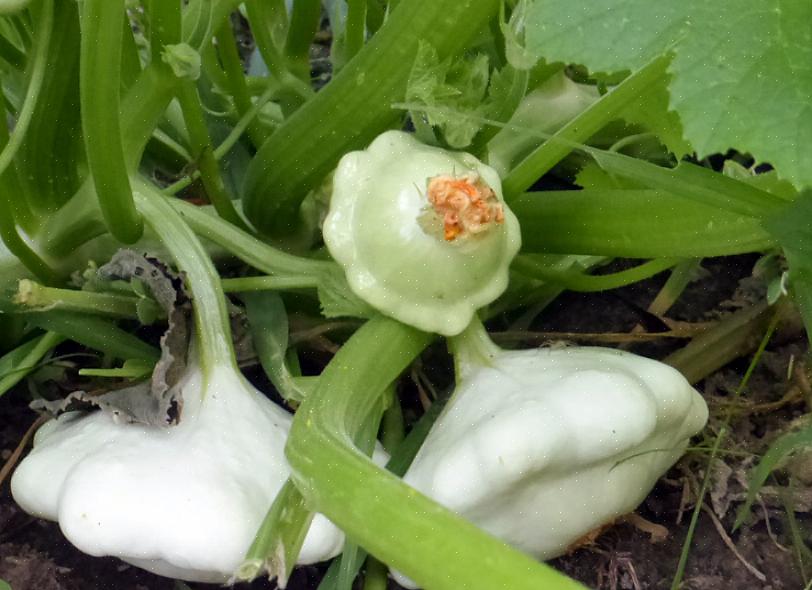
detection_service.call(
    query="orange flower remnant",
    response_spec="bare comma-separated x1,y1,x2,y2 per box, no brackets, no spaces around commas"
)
426,173,505,241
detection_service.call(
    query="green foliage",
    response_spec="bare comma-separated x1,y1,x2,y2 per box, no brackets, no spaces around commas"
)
407,42,489,147
524,0,812,188
764,192,812,346
615,59,690,158
734,422,812,530
242,291,307,403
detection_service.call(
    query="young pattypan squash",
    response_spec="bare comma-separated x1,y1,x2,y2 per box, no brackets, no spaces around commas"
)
323,130,521,336
393,322,708,588
11,360,345,583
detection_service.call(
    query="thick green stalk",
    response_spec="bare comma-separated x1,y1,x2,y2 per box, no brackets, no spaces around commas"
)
18,0,83,213
80,0,143,243
286,317,585,590
163,80,281,196
502,55,668,199
171,199,331,276
0,191,57,284
363,559,389,590
0,331,64,398
237,479,313,585
176,81,248,229
0,0,52,183
24,311,160,362
0,33,24,69
512,189,773,258
283,0,320,82
0,0,59,282
13,279,142,318
216,20,268,147
133,179,235,375
648,259,702,316
243,0,287,75
242,0,502,234
147,0,181,59
513,256,679,292
221,275,320,292
665,303,773,385
40,63,181,255
344,0,366,60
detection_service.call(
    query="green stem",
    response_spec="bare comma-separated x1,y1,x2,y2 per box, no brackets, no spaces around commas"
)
0,33,24,69
286,316,585,590
221,275,320,292
502,55,668,199
316,395,449,590
163,80,281,197
345,0,366,60
0,0,59,283
236,479,314,586
512,256,680,292
243,0,288,76
664,303,773,385
0,0,52,181
121,64,183,167
380,391,405,453
362,558,389,590
40,63,182,255
133,178,235,374
512,189,773,258
669,309,781,590
648,259,702,316
242,0,502,234
216,20,268,147
176,81,249,229
283,0,320,82
24,311,160,362
147,0,181,60
0,331,64,398
81,0,144,244
171,199,332,276
0,191,58,284
13,279,143,318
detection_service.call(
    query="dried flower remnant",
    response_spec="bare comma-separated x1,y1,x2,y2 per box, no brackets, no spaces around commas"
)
426,173,505,241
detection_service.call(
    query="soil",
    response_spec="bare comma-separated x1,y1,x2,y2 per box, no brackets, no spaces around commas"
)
1,254,810,590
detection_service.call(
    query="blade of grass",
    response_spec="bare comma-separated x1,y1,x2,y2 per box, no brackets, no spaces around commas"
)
669,308,783,590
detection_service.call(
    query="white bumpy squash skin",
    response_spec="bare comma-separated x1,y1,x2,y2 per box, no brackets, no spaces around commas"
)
11,363,346,583
393,344,708,589
323,130,521,336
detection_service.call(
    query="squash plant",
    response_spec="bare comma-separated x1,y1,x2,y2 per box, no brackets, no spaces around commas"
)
0,0,811,589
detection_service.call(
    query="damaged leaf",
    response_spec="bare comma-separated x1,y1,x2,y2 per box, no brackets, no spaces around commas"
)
33,250,192,426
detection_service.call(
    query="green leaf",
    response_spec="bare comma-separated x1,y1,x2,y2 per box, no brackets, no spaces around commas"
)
406,41,491,148
0,579,10,590
78,358,154,379
316,268,375,320
524,0,812,189
615,59,690,158
764,192,812,346
242,291,306,403
734,422,812,530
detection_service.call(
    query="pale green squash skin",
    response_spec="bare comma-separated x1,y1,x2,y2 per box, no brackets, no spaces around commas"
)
323,131,521,336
